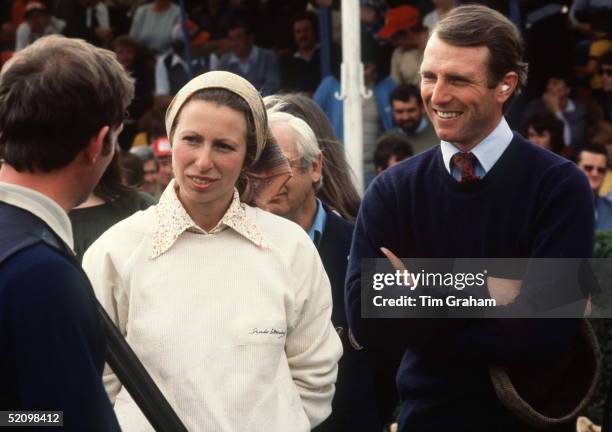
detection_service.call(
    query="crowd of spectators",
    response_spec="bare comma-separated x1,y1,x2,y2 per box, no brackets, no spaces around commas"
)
0,0,609,202
1,0,611,301
1,0,610,266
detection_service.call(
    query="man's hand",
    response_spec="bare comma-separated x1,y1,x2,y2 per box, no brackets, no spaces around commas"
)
486,277,521,306
380,247,417,289
380,247,406,271
381,247,522,305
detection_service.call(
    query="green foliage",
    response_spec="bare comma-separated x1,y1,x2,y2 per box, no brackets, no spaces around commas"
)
586,230,612,423
594,231,612,259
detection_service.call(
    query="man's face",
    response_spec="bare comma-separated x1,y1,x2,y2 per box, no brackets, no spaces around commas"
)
266,123,320,222
578,151,608,193
228,27,253,59
391,30,412,50
141,159,159,194
392,97,422,133
294,19,316,51
28,12,49,34
157,156,173,189
601,63,612,93
527,126,552,151
420,34,506,150
546,78,569,99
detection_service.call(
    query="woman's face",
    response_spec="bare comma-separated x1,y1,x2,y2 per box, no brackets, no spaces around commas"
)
527,126,552,150
172,99,247,227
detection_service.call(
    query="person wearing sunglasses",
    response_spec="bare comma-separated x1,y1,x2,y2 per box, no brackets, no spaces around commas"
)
577,144,612,230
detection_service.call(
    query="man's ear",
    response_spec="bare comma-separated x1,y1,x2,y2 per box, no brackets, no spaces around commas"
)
310,153,323,184
85,126,110,164
496,71,519,104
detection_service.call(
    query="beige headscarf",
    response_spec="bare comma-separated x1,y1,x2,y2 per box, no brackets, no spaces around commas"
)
165,71,291,207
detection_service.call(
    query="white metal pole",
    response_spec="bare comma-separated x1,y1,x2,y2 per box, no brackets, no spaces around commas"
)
337,0,369,195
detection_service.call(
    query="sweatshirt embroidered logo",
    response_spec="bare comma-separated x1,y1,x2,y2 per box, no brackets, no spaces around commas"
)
249,328,286,338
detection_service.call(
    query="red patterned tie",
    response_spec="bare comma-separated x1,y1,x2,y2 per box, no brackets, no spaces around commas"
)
451,152,480,183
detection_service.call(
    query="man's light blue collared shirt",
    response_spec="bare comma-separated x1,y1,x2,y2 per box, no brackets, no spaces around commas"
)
440,117,514,181
307,198,327,247
228,46,260,75
415,116,429,134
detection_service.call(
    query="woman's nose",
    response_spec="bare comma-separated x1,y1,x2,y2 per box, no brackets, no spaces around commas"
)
194,147,213,171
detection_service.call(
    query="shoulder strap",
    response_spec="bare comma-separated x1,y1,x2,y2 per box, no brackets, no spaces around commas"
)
0,202,70,265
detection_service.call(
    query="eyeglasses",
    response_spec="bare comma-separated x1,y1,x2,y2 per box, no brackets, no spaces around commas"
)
286,156,304,171
581,165,607,175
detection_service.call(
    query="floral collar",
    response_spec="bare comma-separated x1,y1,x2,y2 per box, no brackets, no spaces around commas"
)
151,180,266,259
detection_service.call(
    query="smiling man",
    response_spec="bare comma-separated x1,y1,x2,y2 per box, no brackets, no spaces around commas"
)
387,83,438,154
577,144,612,230
345,4,595,432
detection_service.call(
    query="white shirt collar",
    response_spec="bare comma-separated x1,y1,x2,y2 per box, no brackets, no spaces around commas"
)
170,53,187,68
293,45,319,60
440,117,513,174
0,182,74,251
564,99,576,113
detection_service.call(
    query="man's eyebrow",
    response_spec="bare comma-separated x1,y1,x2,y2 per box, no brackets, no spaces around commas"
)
444,73,474,82
419,70,475,82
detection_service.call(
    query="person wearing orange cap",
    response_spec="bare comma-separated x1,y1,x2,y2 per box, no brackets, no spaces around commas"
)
15,1,65,51
378,5,427,87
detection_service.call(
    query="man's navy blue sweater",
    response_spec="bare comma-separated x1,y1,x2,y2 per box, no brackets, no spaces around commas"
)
0,242,120,431
345,133,594,431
